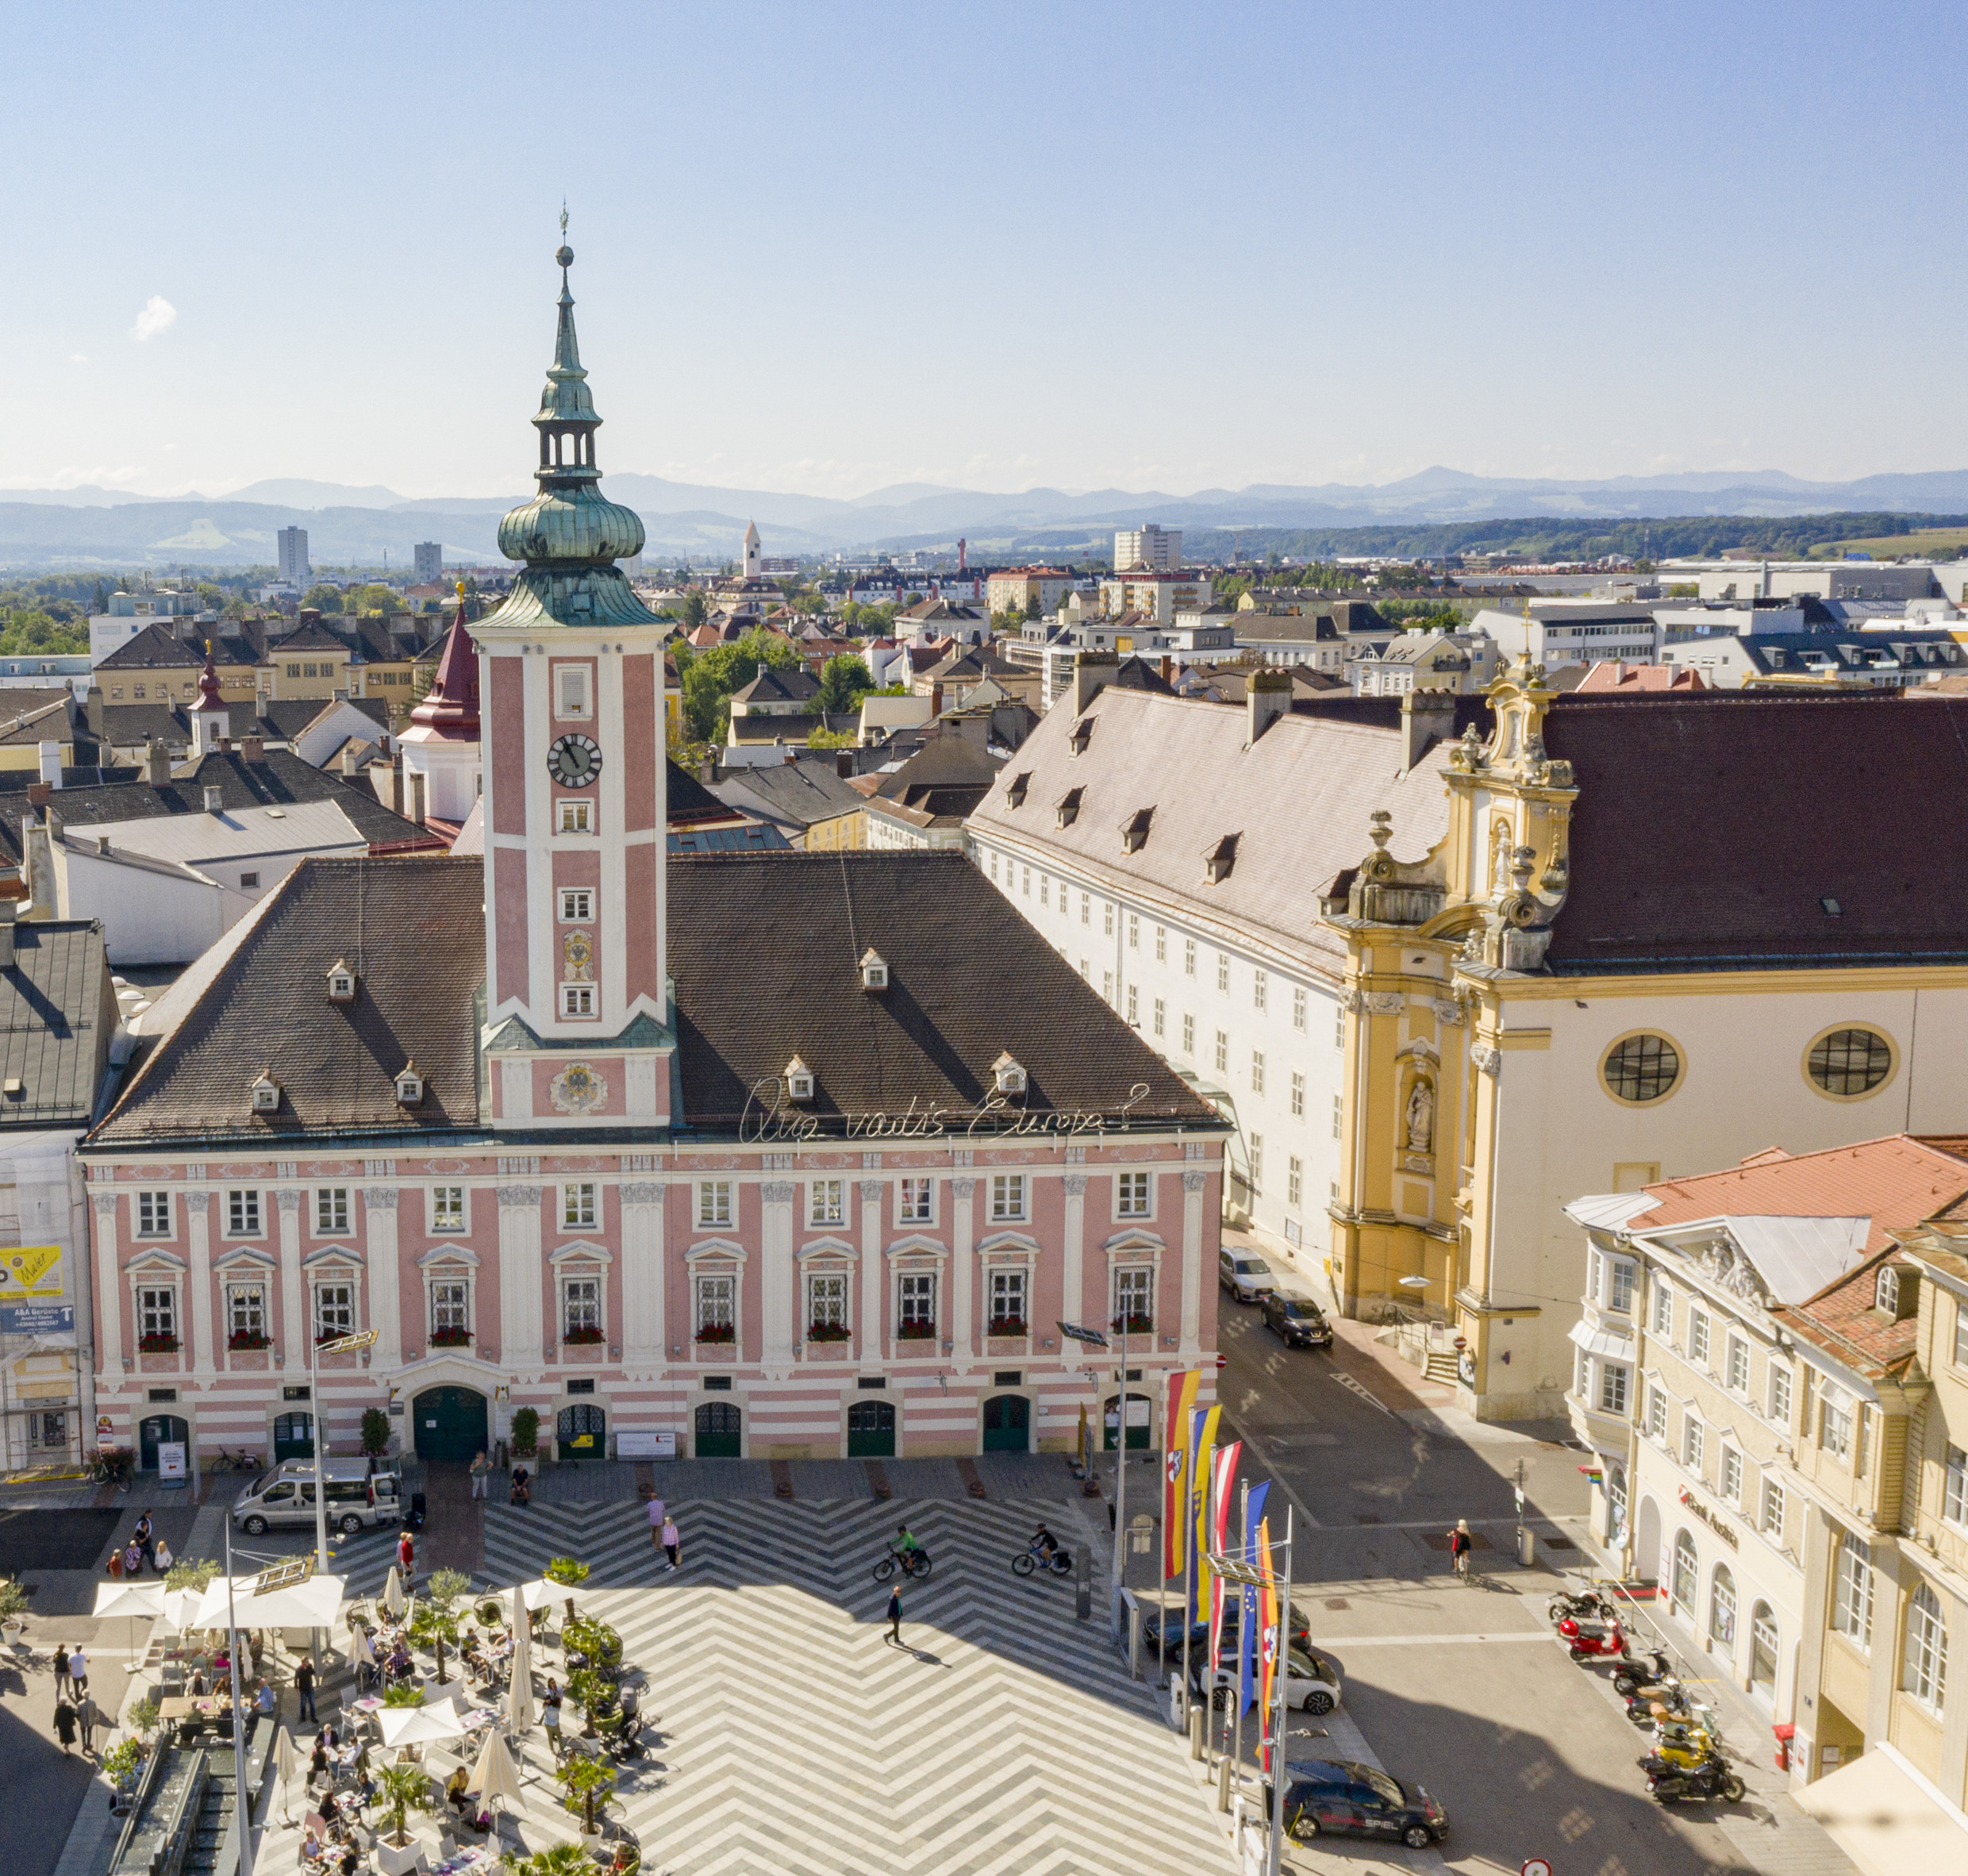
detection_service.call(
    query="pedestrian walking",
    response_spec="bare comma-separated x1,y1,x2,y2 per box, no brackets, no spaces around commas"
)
397,1528,415,1575
79,1693,102,1755
296,1655,317,1724
660,1514,679,1573
53,1697,78,1755
68,1646,87,1697
645,1493,666,1551
1449,1519,1473,1581
52,1645,70,1701
133,1512,155,1571
153,1536,175,1572
470,1451,490,1500
542,1680,563,1758
885,1586,902,1647
121,1540,143,1578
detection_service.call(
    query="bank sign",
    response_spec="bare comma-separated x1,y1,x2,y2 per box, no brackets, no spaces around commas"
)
0,1244,70,1332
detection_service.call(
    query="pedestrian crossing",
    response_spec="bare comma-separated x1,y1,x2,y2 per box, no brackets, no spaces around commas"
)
459,1499,1239,1874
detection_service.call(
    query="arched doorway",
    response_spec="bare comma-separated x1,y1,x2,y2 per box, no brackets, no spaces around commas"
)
1709,1562,1737,1664
1636,1494,1662,1589
412,1386,487,1464
557,1404,605,1459
1103,1391,1152,1451
1670,1529,1698,1619
1750,1603,1778,1701
848,1401,896,1457
273,1412,315,1462
982,1394,1030,1454
138,1413,189,1473
695,1401,741,1458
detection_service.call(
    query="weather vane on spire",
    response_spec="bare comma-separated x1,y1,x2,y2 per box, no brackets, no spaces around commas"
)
556,200,573,271
560,200,568,240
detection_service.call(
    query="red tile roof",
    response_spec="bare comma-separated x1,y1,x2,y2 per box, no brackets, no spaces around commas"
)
1574,661,1707,693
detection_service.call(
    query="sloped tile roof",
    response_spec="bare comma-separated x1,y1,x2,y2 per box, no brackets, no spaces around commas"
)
0,919,113,1128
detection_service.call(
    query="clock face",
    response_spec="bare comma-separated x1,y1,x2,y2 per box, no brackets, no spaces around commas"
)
548,733,602,789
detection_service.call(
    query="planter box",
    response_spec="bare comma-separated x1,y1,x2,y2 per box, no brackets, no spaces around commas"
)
375,1836,426,1876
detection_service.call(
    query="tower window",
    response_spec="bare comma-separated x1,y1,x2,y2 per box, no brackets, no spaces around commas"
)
558,800,593,834
554,665,590,719
559,889,593,922
561,985,595,1017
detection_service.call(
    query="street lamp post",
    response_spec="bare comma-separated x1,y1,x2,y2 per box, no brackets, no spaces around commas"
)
306,1328,378,1574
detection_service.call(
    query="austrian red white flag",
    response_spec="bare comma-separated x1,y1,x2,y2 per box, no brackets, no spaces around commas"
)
1206,1440,1242,1673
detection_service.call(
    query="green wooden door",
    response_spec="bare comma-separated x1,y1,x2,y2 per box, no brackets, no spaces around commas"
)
847,1401,895,1457
982,1394,1029,1453
1103,1392,1151,1451
138,1414,189,1472
412,1386,487,1463
557,1404,606,1459
272,1413,315,1462
694,1402,741,1458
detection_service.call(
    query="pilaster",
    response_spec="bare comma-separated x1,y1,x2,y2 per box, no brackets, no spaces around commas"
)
363,1188,401,1368
275,1190,303,1367
1062,1174,1087,1330
498,1185,544,1369
760,1181,796,1369
858,1182,884,1357
621,1182,665,1368
186,1190,213,1373
1180,1170,1206,1355
951,1178,975,1351
91,1192,121,1374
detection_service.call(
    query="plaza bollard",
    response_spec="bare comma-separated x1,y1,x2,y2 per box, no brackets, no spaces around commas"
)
1128,1597,1143,1680
1074,1546,1092,1621
1190,1702,1207,1760
1217,1747,1233,1811
1518,1526,1536,1568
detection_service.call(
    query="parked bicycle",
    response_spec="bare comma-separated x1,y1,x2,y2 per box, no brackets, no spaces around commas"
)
209,1447,259,1473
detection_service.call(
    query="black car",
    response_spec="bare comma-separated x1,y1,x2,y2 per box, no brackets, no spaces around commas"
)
1270,1759,1448,1850
1262,1290,1334,1348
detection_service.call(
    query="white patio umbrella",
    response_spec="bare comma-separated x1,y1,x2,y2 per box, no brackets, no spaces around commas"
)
353,1625,376,1683
517,1578,566,1613
189,1572,345,1632
464,1727,525,1823
379,1695,467,1750
271,1724,302,1824
382,1565,407,1619
505,1586,533,1743
93,1578,166,1670
160,1587,204,1632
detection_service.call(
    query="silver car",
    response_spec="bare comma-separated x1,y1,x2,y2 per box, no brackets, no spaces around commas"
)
1219,1248,1277,1303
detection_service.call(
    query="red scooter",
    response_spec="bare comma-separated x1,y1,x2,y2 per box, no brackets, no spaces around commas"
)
1557,1613,1628,1662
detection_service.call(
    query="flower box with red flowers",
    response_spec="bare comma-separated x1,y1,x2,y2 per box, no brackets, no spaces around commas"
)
895,1321,937,1340
137,1332,181,1354
807,1322,852,1343
1109,1313,1155,1337
986,1318,1028,1340
227,1331,272,1351
694,1323,736,1344
562,1326,605,1346
429,1326,473,1347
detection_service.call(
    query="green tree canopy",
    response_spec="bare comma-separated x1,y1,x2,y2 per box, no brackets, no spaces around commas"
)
676,628,804,744
815,652,874,716
301,584,345,613
0,609,86,655
678,587,708,629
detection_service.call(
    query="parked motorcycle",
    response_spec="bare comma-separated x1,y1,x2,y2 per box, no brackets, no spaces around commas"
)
1612,1649,1671,1698
1647,1717,1724,1770
1640,1747,1744,1805
1623,1678,1691,1728
1547,1586,1617,1626
1556,1614,1628,1661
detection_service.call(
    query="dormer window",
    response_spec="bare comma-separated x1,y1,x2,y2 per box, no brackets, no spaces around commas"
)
325,960,357,1003
1056,788,1083,828
992,1051,1028,1095
784,1055,815,1101
859,948,889,991
1068,717,1094,756
1874,1264,1915,1320
1005,772,1029,809
251,1070,281,1113
395,1063,425,1106
1203,832,1240,884
1120,807,1153,853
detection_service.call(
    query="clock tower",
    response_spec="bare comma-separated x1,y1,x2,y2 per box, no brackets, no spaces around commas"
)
476,229,672,1131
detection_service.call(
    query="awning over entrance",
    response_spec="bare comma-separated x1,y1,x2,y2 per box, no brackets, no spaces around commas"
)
1566,1318,1634,1362
1795,1744,1968,1876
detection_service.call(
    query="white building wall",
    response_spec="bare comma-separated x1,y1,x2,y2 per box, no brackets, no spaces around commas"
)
50,848,244,967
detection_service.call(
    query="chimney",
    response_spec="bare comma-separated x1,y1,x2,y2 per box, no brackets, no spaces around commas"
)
409,769,426,826
1247,667,1293,744
145,738,171,787
26,781,50,813
0,899,14,967
1159,655,1173,686
390,752,404,817
242,734,263,763
836,750,853,778
930,681,944,717
38,742,61,790
1401,687,1458,771
203,785,225,815
219,735,232,752
340,740,360,777
1074,649,1119,716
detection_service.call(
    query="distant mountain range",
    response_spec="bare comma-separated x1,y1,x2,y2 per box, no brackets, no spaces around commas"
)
10,465,1968,569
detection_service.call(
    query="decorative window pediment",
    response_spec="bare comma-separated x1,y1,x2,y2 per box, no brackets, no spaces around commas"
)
126,1247,187,1276
1102,1227,1166,1255
685,1237,747,1264
797,1236,857,1262
212,1246,277,1274
416,1243,482,1271
885,1232,949,1263
301,1243,363,1271
976,1229,1042,1258
548,1239,613,1267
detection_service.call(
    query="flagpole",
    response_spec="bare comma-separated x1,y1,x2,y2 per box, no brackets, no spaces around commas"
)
1267,1506,1294,1876
1182,1407,1194,1744
1232,1480,1247,1809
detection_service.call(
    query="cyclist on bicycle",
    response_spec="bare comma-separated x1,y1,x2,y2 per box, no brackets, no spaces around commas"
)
1031,1524,1059,1562
895,1524,921,1556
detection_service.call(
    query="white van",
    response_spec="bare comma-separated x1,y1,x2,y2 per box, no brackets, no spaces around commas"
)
233,1456,402,1536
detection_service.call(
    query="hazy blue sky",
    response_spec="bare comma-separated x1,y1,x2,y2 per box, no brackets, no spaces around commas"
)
5,0,1965,502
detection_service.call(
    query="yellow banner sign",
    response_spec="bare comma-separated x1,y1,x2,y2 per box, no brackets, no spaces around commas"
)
0,1245,64,1299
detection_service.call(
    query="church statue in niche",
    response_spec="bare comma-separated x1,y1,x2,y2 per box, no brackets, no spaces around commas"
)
1405,1076,1435,1155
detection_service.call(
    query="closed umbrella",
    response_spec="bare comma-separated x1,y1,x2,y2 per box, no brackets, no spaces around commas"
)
464,1727,525,1824
505,1586,533,1744
271,1724,302,1824
382,1565,407,1619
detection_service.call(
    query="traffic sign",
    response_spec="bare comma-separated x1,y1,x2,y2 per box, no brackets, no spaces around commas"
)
1522,1859,1552,1876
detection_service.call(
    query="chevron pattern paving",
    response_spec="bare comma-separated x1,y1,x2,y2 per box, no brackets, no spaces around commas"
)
301,1498,1239,1875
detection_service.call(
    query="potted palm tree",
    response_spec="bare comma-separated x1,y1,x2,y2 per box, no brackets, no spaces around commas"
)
553,1751,615,1836
0,1575,29,1645
375,1759,434,1874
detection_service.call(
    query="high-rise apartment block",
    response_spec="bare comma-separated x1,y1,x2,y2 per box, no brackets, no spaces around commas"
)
413,541,444,583
277,525,310,586
1114,524,1180,574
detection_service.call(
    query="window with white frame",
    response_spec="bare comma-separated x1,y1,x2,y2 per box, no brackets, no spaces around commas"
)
1683,1413,1705,1473
1647,1383,1666,1441
1956,1304,1968,1368
1249,1135,1263,1195
1587,1246,1601,1302
1671,1530,1697,1613
809,1179,844,1226
313,1282,353,1343
1182,1013,1195,1053
432,1279,470,1337
1153,997,1166,1038
1113,1266,1152,1329
555,663,590,718
1117,1171,1150,1217
698,1181,731,1227
1251,1050,1265,1094
1332,1094,1342,1140
136,1191,171,1237
990,1174,1026,1221
1079,890,1090,926
1689,1308,1709,1367
1127,912,1139,951
227,1189,261,1236
808,1272,847,1333
1103,901,1114,937
898,1272,936,1330
1720,1444,1743,1502
1102,969,1114,1003
1821,1386,1853,1460
226,1283,265,1343
557,800,592,834
559,888,593,922
1293,986,1306,1032
1598,1362,1629,1415
316,1187,348,1235
1945,1445,1967,1526
1126,983,1138,1024
1252,968,1267,1012
694,1274,734,1336
1727,1334,1750,1394
560,984,595,1017
560,1275,598,1340
1903,1582,1947,1709
563,1183,597,1229
1039,875,1048,909
1021,865,1030,897
1855,1403,1872,1476
1651,1276,1673,1336
1334,1003,1345,1048
138,1286,176,1342
1287,1155,1302,1209
1155,924,1167,962
1216,951,1230,993
432,1186,464,1233
1832,1530,1873,1647
1769,1363,1793,1430
1761,1475,1785,1539
1608,1257,1635,1314
987,1268,1027,1332
1184,937,1196,978
1214,1030,1228,1073
1290,1071,1305,1117
898,1178,932,1224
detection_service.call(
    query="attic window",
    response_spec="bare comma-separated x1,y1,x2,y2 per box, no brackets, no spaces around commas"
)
1120,807,1153,853
1820,897,1842,916
1005,772,1030,809
1068,717,1094,755
992,1051,1028,1095
784,1055,815,1101
859,948,889,991
1056,788,1083,828
394,1063,425,1106
251,1070,281,1114
1875,1264,1915,1320
325,960,357,1003
1203,832,1240,884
